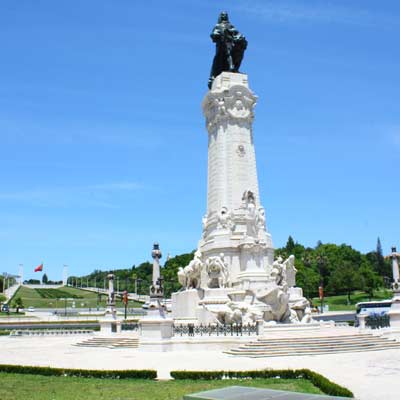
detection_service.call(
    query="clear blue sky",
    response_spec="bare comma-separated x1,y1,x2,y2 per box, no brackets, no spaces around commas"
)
1,0,399,281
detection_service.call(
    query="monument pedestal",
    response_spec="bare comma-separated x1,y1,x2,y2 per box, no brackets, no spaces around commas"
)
139,309,173,340
388,294,400,328
99,315,122,334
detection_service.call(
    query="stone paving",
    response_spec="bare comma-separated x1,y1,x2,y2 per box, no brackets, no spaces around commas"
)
0,329,399,400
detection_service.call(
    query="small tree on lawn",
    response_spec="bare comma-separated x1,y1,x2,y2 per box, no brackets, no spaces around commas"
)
42,273,48,284
13,297,24,313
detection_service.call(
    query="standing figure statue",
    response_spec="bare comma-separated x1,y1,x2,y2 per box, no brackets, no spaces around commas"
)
208,11,248,89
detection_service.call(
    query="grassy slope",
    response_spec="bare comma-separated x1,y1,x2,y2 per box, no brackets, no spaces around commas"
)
312,289,392,311
0,374,321,400
11,286,142,309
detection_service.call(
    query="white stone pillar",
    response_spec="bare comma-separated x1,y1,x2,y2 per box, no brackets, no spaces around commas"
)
202,72,260,217
388,247,400,329
151,243,162,287
200,72,274,286
391,247,400,286
106,273,116,317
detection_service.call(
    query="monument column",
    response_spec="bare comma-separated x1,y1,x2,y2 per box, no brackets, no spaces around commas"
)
203,72,260,218
200,72,274,285
150,242,163,299
388,246,400,328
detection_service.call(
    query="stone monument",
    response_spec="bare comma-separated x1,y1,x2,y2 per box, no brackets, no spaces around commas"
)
99,272,121,333
172,13,311,327
149,242,163,307
388,246,400,328
139,243,173,339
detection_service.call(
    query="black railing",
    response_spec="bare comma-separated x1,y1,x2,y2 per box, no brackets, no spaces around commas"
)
365,314,390,329
172,323,258,337
121,322,139,331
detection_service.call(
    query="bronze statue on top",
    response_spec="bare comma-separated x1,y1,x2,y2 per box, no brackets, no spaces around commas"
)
208,11,248,89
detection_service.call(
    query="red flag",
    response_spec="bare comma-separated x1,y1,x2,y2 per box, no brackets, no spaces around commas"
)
34,263,43,272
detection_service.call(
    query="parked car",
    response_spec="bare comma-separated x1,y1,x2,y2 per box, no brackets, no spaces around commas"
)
1,304,9,313
27,306,35,312
163,299,172,312
141,302,150,310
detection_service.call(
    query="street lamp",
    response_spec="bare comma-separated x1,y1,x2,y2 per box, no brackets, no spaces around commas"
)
136,278,142,297
316,255,327,313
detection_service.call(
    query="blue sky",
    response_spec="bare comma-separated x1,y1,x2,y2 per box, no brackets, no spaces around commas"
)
1,0,399,281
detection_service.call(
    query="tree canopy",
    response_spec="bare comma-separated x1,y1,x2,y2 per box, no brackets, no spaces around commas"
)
70,238,390,301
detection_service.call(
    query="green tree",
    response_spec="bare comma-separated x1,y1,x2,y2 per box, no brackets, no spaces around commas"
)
376,237,386,276
42,274,48,284
285,236,296,254
12,297,24,313
327,261,361,303
359,261,382,300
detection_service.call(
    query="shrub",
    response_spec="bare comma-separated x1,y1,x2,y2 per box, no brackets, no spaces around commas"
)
0,365,157,380
170,369,353,397
170,371,224,380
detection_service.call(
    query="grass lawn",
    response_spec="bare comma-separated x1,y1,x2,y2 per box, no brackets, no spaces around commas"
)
0,373,322,400
312,289,392,311
11,286,142,309
0,312,26,318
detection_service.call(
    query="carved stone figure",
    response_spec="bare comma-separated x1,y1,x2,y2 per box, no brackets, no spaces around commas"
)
301,307,313,323
256,207,266,231
202,214,208,238
283,255,297,288
177,267,187,288
217,206,233,230
271,256,285,287
242,189,255,206
179,251,204,289
256,286,291,323
227,98,250,119
290,297,311,323
208,11,248,88
216,305,243,325
241,190,257,237
206,253,229,288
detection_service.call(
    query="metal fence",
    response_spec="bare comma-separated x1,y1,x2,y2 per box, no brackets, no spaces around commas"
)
121,322,139,331
365,314,390,329
172,323,258,337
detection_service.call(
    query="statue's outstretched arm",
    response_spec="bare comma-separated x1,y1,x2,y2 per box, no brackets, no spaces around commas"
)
210,27,223,42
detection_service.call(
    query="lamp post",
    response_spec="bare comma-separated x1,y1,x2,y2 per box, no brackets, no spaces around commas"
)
316,255,327,313
123,290,128,320
136,278,142,297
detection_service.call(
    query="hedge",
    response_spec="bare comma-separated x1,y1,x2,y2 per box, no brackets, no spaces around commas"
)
0,364,157,380
170,369,354,398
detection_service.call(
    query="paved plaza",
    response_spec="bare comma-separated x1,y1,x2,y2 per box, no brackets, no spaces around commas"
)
1,329,400,400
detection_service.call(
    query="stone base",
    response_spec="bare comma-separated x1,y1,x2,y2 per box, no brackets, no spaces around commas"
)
388,295,400,328
172,289,201,320
139,317,174,340
99,318,121,334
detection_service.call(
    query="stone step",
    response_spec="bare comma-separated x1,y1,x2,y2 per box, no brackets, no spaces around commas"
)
226,333,400,357
255,334,378,343
225,344,400,357
74,337,140,349
234,341,400,352
236,343,400,352
245,338,397,347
